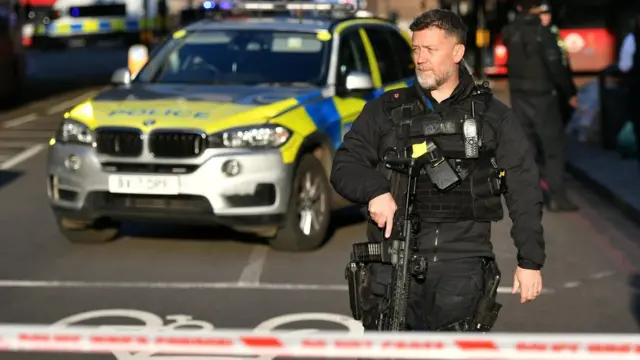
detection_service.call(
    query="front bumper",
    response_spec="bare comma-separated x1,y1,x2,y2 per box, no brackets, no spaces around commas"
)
47,142,293,228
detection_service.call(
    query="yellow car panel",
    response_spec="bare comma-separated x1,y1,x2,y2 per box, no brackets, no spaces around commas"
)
70,98,303,135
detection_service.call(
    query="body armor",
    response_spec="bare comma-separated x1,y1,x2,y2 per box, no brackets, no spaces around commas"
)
377,83,506,224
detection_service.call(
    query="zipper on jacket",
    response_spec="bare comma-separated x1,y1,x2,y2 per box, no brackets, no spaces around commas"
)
470,171,476,218
433,223,440,262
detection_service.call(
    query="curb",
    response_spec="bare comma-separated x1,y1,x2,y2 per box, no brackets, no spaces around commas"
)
566,161,640,225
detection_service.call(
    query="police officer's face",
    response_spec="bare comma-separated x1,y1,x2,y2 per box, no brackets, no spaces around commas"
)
539,12,551,26
412,26,465,91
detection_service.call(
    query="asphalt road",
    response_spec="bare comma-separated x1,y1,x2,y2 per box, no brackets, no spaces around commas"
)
0,74,639,360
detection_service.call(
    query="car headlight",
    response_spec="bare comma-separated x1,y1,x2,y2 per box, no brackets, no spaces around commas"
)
208,125,291,148
56,119,95,145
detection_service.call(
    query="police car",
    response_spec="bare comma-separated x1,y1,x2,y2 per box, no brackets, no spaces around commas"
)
46,0,416,251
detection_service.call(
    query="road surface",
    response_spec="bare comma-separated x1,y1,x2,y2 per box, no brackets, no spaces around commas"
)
0,72,638,360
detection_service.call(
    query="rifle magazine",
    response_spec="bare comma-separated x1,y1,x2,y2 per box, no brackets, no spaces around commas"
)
351,241,394,264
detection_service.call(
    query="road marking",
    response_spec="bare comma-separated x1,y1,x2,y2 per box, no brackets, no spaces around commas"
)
238,246,269,285
0,140,39,148
46,91,97,115
2,114,38,128
563,281,581,288
0,130,55,139
0,144,46,170
0,280,550,294
589,271,615,279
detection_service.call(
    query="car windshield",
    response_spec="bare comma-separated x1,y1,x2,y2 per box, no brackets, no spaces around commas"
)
134,29,330,86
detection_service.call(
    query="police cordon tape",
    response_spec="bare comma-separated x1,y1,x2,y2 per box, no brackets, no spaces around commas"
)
0,324,639,359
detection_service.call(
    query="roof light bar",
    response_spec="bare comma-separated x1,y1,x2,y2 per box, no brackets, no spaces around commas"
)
230,0,356,13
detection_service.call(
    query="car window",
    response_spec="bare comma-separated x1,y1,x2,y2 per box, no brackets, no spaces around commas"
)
386,28,414,79
363,26,401,84
135,29,331,86
336,29,370,87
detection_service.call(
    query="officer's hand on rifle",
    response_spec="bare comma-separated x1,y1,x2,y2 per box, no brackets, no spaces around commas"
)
512,267,543,304
368,193,397,238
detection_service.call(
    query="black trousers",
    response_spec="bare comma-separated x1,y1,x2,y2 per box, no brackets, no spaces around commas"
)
510,91,567,196
360,257,486,331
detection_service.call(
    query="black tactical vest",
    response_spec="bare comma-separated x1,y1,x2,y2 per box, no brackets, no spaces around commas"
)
377,83,504,223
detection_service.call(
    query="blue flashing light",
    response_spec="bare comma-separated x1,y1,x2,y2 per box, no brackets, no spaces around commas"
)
70,7,79,16
203,1,213,9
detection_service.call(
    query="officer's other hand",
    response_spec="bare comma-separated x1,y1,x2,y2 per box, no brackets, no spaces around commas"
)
511,267,543,304
568,95,578,108
368,193,397,238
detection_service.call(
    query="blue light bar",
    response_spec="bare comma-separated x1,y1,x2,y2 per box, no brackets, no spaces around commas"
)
230,0,357,12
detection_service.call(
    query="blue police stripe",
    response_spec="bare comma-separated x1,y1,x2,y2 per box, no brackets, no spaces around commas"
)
301,97,343,150
70,23,83,33
372,88,385,97
295,91,321,103
125,19,139,31
99,20,111,31
362,91,377,102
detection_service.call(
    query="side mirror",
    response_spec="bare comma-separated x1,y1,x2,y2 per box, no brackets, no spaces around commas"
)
345,71,374,92
128,44,149,77
111,68,131,85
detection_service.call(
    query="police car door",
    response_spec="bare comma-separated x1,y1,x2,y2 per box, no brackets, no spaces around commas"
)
332,24,376,143
361,24,415,93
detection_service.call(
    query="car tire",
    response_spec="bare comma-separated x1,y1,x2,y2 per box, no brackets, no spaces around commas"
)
56,215,120,244
268,154,331,252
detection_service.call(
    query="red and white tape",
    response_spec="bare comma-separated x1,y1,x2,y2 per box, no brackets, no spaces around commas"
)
0,324,638,359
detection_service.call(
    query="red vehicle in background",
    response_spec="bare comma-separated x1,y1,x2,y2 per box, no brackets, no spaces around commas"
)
484,0,627,76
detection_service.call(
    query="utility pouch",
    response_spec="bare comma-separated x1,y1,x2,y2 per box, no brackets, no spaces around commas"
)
488,157,507,196
345,260,365,320
420,139,462,192
471,259,503,332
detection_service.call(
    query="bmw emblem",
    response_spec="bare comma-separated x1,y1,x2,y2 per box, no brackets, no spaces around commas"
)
143,119,156,126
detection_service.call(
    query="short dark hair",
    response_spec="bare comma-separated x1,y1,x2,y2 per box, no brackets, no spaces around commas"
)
409,9,467,45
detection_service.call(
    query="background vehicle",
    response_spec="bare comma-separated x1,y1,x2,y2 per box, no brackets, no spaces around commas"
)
484,0,632,76
20,0,167,49
47,0,416,251
0,0,27,106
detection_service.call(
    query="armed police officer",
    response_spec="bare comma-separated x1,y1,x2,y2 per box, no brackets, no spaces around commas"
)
330,8,545,332
502,0,578,212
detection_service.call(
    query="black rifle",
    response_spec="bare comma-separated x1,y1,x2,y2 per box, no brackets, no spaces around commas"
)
346,145,427,331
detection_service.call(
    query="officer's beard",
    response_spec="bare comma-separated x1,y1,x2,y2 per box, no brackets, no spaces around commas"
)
416,66,454,91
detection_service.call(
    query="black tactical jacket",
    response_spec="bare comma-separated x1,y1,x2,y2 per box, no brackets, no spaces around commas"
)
330,69,546,269
502,13,576,99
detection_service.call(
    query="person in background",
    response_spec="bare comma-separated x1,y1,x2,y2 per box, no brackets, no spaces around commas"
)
538,1,575,125
616,6,640,169
502,0,579,212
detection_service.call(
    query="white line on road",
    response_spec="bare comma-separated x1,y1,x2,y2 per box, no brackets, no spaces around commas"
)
0,280,551,294
2,114,38,128
0,144,46,170
237,246,269,285
46,91,97,115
